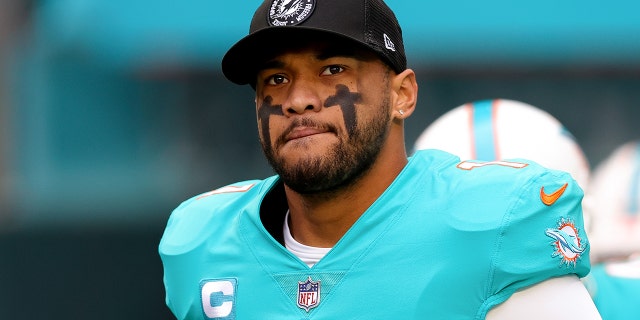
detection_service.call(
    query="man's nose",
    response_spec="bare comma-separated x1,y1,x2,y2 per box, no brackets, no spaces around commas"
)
283,77,322,115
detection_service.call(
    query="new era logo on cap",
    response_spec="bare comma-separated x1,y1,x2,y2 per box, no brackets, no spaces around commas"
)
384,33,396,52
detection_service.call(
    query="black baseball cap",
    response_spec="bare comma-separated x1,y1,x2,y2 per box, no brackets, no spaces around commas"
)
222,0,407,85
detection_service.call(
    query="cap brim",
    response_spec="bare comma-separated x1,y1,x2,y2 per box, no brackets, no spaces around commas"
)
221,27,369,86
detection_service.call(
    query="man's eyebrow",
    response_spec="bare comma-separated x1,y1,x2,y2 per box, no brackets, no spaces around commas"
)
259,59,285,72
257,46,367,72
315,47,359,61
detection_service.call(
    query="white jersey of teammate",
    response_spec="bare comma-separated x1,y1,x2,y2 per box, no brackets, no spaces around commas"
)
586,141,640,262
582,141,640,319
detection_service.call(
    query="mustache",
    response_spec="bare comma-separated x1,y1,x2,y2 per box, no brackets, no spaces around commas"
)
274,117,338,147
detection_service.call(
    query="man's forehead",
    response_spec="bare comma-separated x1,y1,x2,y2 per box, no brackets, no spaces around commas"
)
261,40,377,66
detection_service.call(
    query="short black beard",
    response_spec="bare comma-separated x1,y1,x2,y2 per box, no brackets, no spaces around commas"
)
262,93,391,195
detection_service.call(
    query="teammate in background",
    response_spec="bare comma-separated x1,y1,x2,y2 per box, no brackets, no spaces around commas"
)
583,141,640,319
413,99,597,318
159,1,600,319
413,99,591,189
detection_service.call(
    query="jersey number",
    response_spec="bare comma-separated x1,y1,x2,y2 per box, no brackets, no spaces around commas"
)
457,160,528,170
201,279,237,319
197,184,255,200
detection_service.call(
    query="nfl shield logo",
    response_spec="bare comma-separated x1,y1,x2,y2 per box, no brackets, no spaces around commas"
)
297,276,321,312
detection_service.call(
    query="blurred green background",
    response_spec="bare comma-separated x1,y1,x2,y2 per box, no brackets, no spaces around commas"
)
1,0,639,318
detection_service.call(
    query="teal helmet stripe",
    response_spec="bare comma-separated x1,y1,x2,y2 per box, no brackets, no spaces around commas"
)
471,100,498,161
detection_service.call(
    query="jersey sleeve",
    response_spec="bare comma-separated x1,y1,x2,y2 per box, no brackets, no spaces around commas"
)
158,179,264,319
482,165,591,314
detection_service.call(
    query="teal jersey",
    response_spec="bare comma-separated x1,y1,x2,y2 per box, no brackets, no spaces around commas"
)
159,149,591,319
584,261,640,319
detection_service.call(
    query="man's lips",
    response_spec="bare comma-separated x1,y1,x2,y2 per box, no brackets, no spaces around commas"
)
285,127,330,141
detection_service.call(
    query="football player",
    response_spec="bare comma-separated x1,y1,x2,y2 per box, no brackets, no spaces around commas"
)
413,98,590,189
583,141,640,319
159,2,601,319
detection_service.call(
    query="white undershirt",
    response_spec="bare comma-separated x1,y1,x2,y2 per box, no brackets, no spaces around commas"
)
283,211,331,267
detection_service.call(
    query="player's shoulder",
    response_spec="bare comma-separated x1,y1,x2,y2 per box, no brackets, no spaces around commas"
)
176,178,270,213
409,150,590,292
159,176,277,253
413,149,576,186
410,149,584,219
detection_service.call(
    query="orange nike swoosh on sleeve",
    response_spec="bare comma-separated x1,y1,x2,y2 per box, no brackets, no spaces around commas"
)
540,183,569,206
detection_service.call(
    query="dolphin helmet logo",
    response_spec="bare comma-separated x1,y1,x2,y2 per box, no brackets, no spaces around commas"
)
545,218,587,267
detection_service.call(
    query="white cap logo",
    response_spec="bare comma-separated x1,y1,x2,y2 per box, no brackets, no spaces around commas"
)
269,0,316,26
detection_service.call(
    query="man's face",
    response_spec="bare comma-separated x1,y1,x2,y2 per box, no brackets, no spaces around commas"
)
254,42,393,194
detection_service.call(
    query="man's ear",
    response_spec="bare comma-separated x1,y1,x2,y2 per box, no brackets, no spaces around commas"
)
391,69,418,120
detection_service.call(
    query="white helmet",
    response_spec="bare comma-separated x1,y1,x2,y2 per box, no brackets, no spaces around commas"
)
413,99,591,190
586,141,640,262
